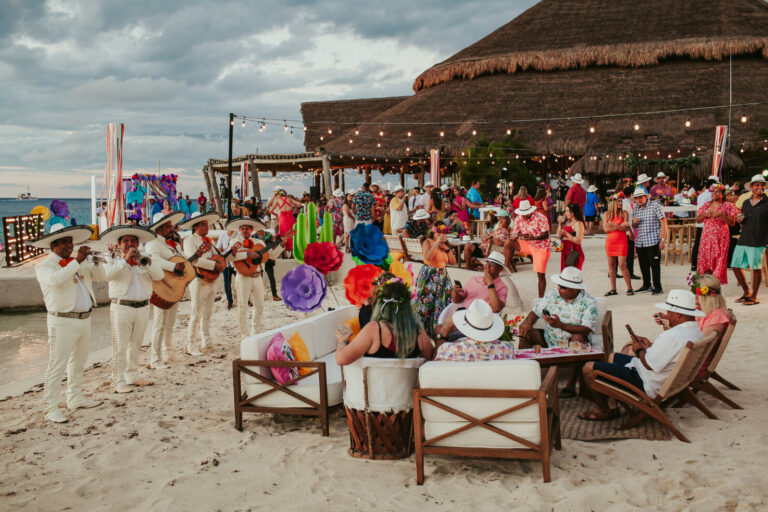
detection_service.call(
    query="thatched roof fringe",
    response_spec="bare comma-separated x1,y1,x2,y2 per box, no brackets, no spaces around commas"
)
414,37,768,91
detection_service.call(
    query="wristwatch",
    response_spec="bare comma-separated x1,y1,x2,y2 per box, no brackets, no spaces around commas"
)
487,284,495,289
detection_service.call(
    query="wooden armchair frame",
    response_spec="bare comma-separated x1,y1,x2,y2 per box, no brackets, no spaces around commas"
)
688,320,742,411
589,332,717,442
413,366,561,484
232,359,332,436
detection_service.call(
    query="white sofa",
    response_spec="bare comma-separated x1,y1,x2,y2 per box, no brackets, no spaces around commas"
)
233,305,357,435
414,360,560,483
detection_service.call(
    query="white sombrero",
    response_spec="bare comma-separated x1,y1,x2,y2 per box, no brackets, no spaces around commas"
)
452,300,505,342
100,225,156,245
637,173,652,184
655,289,705,318
226,217,267,231
149,211,185,231
29,224,94,249
570,173,584,185
633,187,648,197
412,209,431,221
514,199,537,216
178,211,220,230
476,250,511,276
550,266,587,290
587,185,598,193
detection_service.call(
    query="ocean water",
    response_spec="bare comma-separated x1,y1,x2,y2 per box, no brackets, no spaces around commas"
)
0,197,94,226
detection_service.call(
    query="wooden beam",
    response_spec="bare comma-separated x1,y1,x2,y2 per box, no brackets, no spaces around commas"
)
249,158,261,202
341,168,345,192
202,165,215,212
321,154,332,199
207,164,223,216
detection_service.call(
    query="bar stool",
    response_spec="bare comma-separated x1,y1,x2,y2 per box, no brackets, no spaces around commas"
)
664,224,685,265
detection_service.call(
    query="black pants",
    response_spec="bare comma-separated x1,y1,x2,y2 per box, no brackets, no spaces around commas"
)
626,238,636,275
223,266,235,304
265,259,278,297
636,244,662,291
690,227,703,271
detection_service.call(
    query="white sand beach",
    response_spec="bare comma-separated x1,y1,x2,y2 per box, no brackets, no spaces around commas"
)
1,237,767,511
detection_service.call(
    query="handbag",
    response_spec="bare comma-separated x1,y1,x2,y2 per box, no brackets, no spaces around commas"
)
563,248,581,268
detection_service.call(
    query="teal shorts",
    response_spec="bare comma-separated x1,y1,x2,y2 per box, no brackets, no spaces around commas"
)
731,245,766,270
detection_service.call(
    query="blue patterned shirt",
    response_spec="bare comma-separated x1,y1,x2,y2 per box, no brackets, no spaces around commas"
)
533,290,598,348
353,191,374,221
634,200,664,248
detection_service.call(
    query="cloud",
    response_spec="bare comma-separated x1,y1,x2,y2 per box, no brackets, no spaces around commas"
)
0,0,537,197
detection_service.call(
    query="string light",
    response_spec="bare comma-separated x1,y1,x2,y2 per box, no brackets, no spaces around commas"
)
284,121,289,131
472,129,477,136
303,125,307,131
741,115,748,123
589,126,595,133
634,124,640,131
320,135,324,141
355,129,359,135
379,130,384,136
685,120,691,127
328,128,333,134
439,130,445,137
241,119,246,127
546,128,552,135
407,131,412,137
506,128,512,135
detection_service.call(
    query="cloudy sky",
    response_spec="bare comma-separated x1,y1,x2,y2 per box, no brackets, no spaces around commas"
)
0,0,537,198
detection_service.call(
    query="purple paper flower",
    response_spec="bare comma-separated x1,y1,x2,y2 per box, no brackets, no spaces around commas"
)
281,264,327,312
349,223,389,265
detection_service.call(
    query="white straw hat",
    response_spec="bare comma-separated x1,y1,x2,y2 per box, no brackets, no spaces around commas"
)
333,188,343,197
514,199,537,216
707,175,720,183
570,173,584,184
412,209,431,221
226,218,266,232
440,184,449,191
750,174,766,184
656,172,667,179
633,187,648,197
29,224,94,249
424,181,435,188
476,250,510,276
394,185,404,192
587,185,598,193
550,266,587,290
149,211,185,231
452,300,505,342
177,211,220,230
636,173,652,184
655,289,705,317
100,225,157,245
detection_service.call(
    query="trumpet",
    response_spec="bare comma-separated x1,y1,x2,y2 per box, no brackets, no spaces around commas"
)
86,250,115,264
137,253,152,268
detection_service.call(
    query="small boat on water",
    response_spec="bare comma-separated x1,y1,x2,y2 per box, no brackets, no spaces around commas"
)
17,186,37,200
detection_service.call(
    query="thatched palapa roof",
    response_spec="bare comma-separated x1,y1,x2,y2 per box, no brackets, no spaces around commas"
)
301,0,768,177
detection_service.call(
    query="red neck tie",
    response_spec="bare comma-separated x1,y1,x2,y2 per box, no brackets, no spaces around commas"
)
165,239,177,248
59,258,74,267
201,236,212,245
242,238,254,249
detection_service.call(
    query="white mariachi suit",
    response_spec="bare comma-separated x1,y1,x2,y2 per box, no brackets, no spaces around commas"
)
145,235,183,366
183,233,218,351
35,254,105,414
228,234,265,336
103,257,163,390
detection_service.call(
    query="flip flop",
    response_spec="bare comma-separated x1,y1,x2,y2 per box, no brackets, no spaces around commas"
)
743,297,760,306
735,294,751,303
578,408,621,422
626,289,635,296
604,290,618,296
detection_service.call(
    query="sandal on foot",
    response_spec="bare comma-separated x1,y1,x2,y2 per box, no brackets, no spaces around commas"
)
627,289,634,296
743,297,760,306
735,294,751,303
578,408,621,422
604,290,618,296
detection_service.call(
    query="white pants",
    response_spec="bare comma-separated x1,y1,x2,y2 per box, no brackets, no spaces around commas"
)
188,279,214,350
150,302,179,365
44,314,91,413
235,273,264,336
110,303,150,388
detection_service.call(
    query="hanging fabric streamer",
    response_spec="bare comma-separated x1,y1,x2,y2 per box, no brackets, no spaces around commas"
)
104,123,126,227
241,162,249,200
430,148,440,187
711,125,728,180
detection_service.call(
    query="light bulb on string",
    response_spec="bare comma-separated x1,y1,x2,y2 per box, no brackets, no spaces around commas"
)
320,136,324,141
634,123,640,131
439,130,445,137
328,128,333,134
379,130,384,136
741,115,748,123
407,131,411,137
546,128,552,135
303,125,307,131
241,119,246,127
472,129,477,136
506,128,512,135
685,120,691,128
589,126,595,133
284,121,289,131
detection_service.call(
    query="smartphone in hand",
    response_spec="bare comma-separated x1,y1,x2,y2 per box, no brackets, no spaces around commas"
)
454,280,462,288
542,309,552,317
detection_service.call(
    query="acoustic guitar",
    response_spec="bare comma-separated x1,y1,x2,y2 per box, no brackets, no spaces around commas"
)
232,231,293,277
196,252,227,283
150,255,196,309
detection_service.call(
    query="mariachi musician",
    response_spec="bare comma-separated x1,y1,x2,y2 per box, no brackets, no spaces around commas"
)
145,211,187,369
32,225,105,423
226,218,267,336
100,225,163,394
179,211,223,356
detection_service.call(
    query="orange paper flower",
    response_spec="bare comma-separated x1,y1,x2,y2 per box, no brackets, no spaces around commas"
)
343,264,383,307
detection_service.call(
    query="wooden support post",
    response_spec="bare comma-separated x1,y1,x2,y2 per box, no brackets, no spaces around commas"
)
249,158,261,202
208,165,223,216
334,170,339,190
365,168,371,186
202,164,215,213
417,165,425,188
341,168,346,192
321,154,332,199
399,169,405,187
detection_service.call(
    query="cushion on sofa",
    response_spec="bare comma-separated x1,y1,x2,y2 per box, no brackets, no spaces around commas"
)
287,332,312,376
266,333,294,384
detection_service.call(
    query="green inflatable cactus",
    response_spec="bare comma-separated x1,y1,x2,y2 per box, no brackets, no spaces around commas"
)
293,203,330,262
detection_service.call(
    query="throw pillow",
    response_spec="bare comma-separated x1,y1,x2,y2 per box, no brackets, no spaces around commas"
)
344,317,361,342
266,333,294,384
287,332,312,376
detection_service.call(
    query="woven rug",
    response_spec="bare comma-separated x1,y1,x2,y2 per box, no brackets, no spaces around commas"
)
560,397,671,441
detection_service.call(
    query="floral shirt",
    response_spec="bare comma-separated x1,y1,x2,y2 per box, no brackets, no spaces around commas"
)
480,226,511,253
435,339,516,362
403,220,429,239
511,211,550,250
330,196,344,228
372,193,388,221
533,289,598,348
353,191,374,222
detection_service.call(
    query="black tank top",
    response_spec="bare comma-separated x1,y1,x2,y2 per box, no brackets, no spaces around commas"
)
366,322,420,359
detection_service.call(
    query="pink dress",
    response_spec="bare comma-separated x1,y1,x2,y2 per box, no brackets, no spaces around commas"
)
453,197,469,223
696,201,739,284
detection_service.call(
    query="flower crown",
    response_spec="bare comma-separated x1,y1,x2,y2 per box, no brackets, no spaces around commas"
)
686,271,719,296
431,224,448,234
610,191,625,201
709,183,727,193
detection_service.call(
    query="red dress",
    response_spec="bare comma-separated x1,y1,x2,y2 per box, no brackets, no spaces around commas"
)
696,200,739,284
604,215,628,257
561,224,585,270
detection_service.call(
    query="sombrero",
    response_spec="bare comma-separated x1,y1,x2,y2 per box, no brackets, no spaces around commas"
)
149,211,185,232
178,211,220,231
29,225,94,249
226,217,267,231
99,225,157,245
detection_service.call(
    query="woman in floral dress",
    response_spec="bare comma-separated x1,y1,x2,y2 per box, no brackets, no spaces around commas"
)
696,184,739,284
328,191,345,244
413,228,456,337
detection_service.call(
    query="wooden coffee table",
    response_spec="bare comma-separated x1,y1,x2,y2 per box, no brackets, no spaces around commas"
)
516,347,606,399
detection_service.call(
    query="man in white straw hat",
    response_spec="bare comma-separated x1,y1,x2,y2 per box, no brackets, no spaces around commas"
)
434,251,522,344
509,199,551,297
434,300,515,361
226,217,269,336
565,173,586,212
731,174,768,305
650,171,674,202
635,173,652,194
580,289,704,421
389,185,408,233
179,211,223,356
518,266,598,350
403,209,431,239
100,225,163,394
632,187,667,295
32,225,104,423
145,211,187,369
